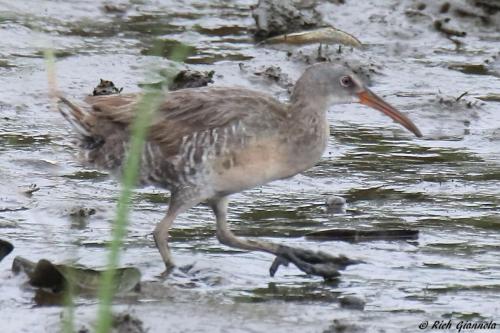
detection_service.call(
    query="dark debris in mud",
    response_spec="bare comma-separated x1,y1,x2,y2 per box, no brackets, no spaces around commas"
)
242,64,295,92
62,170,108,180
12,256,141,303
0,239,13,263
139,68,216,91
93,79,123,96
77,312,147,333
434,92,485,109
67,206,97,218
168,69,215,91
323,319,364,333
406,0,500,46
112,312,147,333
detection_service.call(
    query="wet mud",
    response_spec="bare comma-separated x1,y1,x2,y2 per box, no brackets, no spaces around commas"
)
0,0,499,332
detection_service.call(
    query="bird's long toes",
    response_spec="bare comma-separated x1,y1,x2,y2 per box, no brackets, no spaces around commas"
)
271,245,358,279
286,248,340,279
269,256,290,277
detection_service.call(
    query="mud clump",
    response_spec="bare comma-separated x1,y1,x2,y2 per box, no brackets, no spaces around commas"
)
68,206,96,217
140,68,216,91
433,91,485,110
112,313,147,333
251,0,323,39
407,0,500,42
77,312,146,333
253,65,294,91
92,79,123,96
433,18,467,37
324,319,364,333
168,69,214,91
475,0,500,14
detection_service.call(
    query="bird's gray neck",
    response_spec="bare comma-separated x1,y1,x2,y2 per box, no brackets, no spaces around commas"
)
290,74,330,117
282,79,331,174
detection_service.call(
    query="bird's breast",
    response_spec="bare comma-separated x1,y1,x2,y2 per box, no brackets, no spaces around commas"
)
210,120,329,195
210,138,295,194
283,114,330,173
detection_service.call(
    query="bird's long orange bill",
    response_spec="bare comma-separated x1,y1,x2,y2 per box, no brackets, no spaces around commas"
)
358,89,422,138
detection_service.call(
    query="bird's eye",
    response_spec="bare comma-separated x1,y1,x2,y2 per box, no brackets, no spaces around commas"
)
340,76,353,87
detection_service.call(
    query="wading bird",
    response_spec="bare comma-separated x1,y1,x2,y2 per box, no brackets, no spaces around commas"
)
58,63,422,279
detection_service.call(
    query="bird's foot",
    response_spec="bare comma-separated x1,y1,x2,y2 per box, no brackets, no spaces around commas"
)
156,264,176,280
269,245,360,279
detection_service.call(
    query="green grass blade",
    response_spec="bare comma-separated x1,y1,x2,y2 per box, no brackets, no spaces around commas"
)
95,90,163,333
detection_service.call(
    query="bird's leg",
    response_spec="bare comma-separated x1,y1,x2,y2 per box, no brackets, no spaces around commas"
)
153,191,199,274
211,197,280,253
210,197,358,279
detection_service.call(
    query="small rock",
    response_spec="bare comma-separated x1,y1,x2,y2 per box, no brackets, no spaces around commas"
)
325,196,346,213
326,196,346,206
339,295,365,310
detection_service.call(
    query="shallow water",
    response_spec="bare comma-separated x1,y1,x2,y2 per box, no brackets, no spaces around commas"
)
0,0,499,332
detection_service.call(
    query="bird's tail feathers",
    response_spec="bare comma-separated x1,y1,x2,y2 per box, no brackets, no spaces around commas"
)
57,95,92,137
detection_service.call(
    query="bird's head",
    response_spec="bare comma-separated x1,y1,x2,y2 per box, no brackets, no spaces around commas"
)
293,63,422,138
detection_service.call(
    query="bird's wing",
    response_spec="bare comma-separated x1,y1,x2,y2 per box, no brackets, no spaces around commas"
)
83,87,289,155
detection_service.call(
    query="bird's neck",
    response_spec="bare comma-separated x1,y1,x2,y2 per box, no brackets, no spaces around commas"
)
289,78,331,128
290,74,331,117
281,93,330,175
